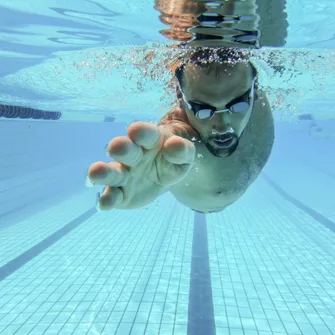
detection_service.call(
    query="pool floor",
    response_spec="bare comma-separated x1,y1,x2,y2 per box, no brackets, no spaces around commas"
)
0,175,334,335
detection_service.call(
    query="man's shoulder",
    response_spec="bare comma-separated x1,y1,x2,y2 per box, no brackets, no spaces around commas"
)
240,90,274,167
158,108,199,140
158,107,190,125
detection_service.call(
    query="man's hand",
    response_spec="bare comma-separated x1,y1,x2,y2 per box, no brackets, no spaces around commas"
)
88,122,195,210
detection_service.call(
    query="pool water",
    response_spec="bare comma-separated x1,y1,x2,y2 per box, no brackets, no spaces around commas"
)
0,1,334,335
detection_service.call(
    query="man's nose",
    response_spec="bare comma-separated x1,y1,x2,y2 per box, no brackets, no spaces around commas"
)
212,114,232,134
212,126,233,135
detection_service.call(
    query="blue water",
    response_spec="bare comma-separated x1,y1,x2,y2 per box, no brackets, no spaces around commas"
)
0,1,335,335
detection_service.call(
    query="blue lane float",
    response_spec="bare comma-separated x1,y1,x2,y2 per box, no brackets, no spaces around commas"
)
0,104,61,120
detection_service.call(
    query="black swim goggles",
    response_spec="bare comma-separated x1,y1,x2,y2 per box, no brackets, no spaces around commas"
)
175,65,255,120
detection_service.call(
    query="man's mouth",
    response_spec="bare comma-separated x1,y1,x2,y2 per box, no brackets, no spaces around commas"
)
213,136,234,148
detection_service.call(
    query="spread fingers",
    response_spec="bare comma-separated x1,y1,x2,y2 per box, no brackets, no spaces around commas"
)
88,161,129,187
107,136,143,167
98,186,124,210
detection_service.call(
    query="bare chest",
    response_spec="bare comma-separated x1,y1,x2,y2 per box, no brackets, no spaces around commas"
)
170,143,260,211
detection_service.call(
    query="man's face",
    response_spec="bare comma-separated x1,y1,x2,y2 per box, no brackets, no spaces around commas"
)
179,62,254,157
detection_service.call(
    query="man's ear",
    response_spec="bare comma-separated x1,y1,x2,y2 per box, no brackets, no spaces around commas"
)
254,79,259,101
176,85,182,100
254,89,259,101
176,86,183,107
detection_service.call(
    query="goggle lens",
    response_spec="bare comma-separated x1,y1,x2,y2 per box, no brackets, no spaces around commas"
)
229,101,249,113
196,108,213,119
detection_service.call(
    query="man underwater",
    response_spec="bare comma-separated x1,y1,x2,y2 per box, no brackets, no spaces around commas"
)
88,48,274,214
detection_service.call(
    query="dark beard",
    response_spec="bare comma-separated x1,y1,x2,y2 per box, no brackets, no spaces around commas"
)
205,133,239,157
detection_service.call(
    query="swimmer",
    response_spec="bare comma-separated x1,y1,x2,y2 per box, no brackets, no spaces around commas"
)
88,48,274,214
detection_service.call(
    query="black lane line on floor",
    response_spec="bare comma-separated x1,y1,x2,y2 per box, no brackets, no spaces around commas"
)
263,174,335,234
0,207,97,281
299,157,335,181
188,211,216,335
